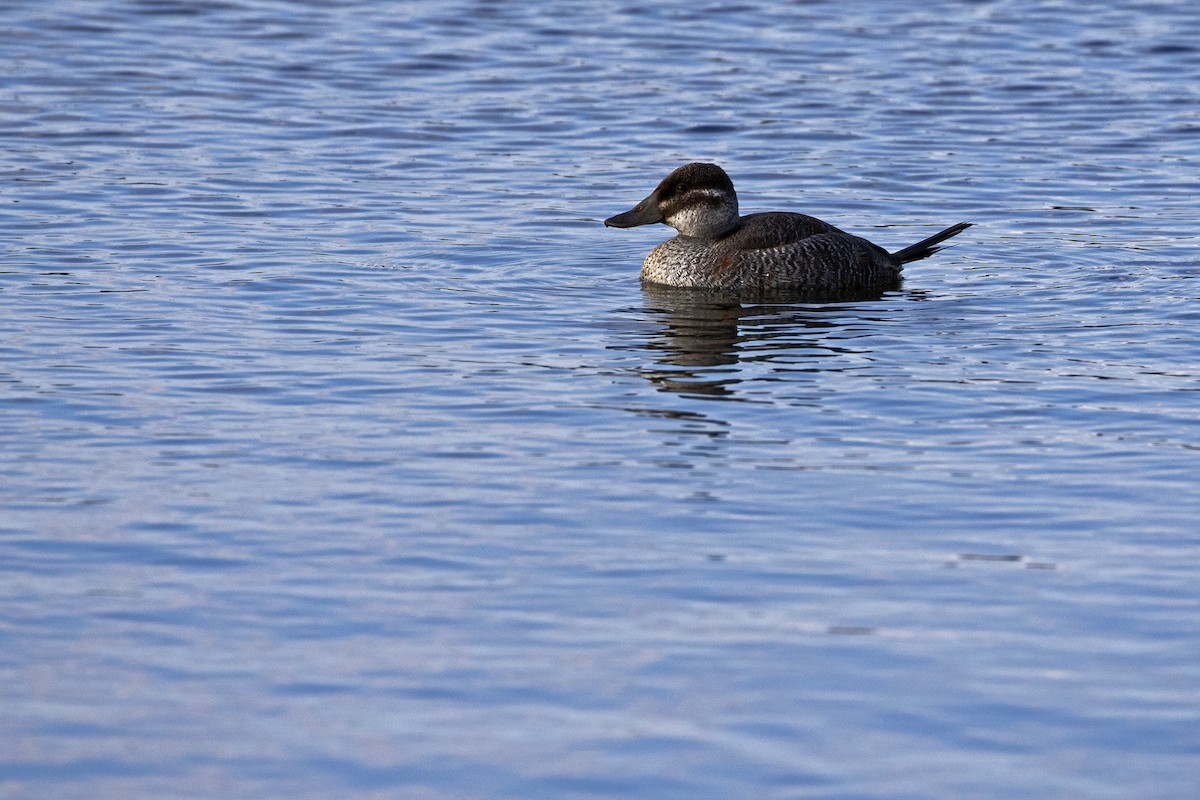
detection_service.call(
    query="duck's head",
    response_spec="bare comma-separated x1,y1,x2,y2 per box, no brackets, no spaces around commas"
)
605,162,740,239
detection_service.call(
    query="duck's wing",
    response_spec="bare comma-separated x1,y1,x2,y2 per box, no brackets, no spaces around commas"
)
728,231,902,295
722,212,845,250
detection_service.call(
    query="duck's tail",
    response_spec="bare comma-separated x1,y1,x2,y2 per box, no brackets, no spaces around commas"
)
891,222,972,264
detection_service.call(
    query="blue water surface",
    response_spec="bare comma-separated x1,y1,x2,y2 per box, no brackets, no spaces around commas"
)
2,1,1199,798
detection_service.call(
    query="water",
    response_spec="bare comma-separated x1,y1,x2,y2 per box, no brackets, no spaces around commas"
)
3,1,1199,797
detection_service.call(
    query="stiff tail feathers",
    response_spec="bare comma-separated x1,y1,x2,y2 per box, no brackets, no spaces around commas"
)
891,222,972,264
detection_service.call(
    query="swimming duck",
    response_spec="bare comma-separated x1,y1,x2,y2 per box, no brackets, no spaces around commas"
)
605,162,971,296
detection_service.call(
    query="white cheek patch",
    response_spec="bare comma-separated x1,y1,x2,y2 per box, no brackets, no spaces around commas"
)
669,206,709,231
664,187,738,234
688,188,727,203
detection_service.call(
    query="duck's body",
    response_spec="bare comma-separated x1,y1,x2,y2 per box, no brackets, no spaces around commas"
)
605,163,970,296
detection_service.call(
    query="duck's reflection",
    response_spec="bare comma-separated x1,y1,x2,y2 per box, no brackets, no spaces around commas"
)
622,283,919,398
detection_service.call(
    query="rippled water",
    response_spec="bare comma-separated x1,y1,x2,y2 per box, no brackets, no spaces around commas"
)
3,1,1199,798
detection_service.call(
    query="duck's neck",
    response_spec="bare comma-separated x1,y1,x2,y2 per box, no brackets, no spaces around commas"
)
668,204,741,240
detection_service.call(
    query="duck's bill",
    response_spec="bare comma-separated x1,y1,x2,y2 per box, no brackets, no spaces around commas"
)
604,193,663,228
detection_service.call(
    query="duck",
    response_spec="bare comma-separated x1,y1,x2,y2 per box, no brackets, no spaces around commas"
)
604,162,971,296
